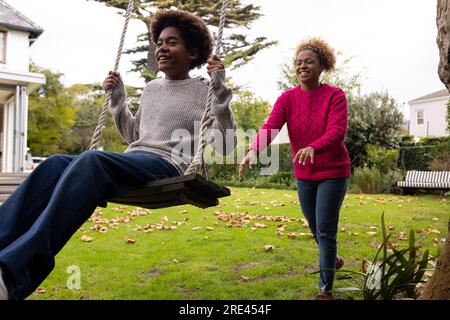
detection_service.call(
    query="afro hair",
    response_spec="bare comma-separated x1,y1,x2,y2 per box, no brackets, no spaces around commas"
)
151,9,213,70
293,37,336,72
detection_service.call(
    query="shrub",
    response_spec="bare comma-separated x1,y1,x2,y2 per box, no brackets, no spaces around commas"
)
268,171,294,187
350,167,385,194
398,136,450,171
350,145,402,194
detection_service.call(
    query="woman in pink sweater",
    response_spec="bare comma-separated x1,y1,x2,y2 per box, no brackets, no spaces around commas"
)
240,38,350,299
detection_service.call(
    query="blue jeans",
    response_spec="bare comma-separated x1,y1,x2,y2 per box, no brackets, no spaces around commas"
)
0,150,179,300
296,178,348,293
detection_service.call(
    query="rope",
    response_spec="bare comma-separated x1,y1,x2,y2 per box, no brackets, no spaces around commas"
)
89,0,134,150
184,0,228,176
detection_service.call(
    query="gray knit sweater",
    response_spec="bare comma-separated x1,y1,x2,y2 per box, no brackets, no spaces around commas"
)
109,70,237,174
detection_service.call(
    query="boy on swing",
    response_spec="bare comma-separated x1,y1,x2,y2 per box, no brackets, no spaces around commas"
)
0,9,236,300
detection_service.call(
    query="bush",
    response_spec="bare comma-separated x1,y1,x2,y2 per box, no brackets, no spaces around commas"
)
398,136,450,171
350,167,385,194
350,145,403,194
268,171,294,187
366,145,399,173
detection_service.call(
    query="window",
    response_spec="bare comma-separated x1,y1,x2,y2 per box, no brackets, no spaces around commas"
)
417,110,424,125
0,31,6,63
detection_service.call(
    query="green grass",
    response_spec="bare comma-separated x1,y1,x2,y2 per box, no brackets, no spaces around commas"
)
28,188,449,300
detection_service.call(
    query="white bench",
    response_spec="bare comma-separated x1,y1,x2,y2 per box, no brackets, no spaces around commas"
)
397,171,450,190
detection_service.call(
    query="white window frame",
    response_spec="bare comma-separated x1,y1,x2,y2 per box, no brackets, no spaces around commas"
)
0,30,6,64
416,109,424,126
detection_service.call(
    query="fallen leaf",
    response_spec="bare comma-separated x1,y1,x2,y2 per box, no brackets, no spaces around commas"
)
264,245,275,251
366,231,377,236
387,241,399,249
206,227,214,231
369,241,382,248
125,237,136,244
254,223,267,228
238,275,250,282
301,218,309,227
81,235,94,242
287,233,300,239
270,200,285,207
192,227,202,231
36,288,46,294
395,232,407,241
128,209,150,216
298,232,313,237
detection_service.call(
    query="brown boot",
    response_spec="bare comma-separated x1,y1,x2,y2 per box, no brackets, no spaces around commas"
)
336,257,344,270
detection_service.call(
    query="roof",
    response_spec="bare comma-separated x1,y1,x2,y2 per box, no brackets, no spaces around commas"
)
0,0,43,39
409,89,450,104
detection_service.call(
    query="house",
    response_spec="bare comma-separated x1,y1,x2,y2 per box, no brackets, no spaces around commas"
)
0,0,45,173
408,89,449,137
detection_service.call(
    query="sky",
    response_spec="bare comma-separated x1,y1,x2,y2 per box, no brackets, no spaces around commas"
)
5,0,445,118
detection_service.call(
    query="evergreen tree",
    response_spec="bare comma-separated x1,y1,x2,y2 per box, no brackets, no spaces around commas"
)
90,0,277,81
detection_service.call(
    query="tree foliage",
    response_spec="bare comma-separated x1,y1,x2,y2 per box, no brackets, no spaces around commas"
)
230,89,271,132
27,65,78,156
27,66,141,155
90,0,277,81
346,92,404,169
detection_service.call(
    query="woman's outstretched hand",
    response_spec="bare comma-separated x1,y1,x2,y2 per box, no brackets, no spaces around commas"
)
293,146,315,166
239,149,258,180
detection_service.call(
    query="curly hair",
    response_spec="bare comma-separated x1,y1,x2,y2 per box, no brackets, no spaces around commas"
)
150,9,213,70
293,37,336,72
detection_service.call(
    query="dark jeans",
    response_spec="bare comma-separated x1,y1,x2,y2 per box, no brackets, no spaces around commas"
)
0,150,179,300
296,178,348,293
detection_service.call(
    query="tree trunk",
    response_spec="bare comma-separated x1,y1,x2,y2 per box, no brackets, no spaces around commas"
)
436,0,450,91
418,1,450,300
144,16,159,75
419,222,450,299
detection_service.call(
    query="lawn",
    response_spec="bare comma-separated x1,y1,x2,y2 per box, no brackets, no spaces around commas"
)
28,187,449,300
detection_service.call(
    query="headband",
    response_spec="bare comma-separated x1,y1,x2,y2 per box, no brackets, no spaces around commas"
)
300,45,326,66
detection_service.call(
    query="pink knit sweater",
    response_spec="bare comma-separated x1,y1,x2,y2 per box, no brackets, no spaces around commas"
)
250,84,351,181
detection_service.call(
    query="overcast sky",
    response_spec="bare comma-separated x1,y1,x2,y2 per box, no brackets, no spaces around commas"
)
6,0,445,117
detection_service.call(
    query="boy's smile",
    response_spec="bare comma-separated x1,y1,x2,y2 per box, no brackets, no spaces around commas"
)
155,26,199,80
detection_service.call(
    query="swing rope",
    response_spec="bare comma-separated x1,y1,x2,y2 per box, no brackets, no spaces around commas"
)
89,0,134,151
89,0,229,179
184,0,228,176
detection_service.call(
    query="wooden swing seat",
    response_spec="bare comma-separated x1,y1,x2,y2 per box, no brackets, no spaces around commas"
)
108,173,230,209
